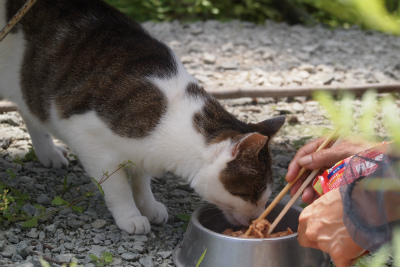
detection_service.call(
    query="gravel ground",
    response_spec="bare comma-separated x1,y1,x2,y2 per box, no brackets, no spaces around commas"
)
0,19,399,267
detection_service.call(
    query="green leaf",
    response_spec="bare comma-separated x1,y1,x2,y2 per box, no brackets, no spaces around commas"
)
98,184,105,196
177,214,191,221
358,90,378,138
51,196,69,206
39,257,51,267
196,248,207,267
72,206,84,213
9,187,22,197
101,251,114,263
22,217,38,228
182,222,189,232
89,254,99,262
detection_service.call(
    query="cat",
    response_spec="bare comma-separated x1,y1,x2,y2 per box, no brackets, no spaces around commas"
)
1,0,285,234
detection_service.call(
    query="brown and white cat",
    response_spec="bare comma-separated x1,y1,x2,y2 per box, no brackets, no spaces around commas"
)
0,0,285,234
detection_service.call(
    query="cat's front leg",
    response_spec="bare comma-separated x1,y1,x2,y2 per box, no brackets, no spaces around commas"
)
23,117,69,168
130,172,168,225
84,163,151,234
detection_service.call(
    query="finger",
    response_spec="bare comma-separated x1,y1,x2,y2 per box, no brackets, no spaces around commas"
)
298,148,340,170
285,138,325,183
285,160,302,183
301,186,317,204
289,170,311,196
309,193,320,204
297,209,319,249
297,236,319,250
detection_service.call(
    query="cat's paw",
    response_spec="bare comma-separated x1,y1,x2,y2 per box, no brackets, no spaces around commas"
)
36,145,69,169
115,215,151,234
141,201,168,225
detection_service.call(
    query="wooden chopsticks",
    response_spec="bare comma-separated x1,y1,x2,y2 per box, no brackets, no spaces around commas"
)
267,135,344,234
244,128,341,237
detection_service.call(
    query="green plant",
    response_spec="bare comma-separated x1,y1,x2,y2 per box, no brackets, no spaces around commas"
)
105,0,400,35
105,0,282,23
89,252,114,267
196,248,207,267
40,256,81,267
0,157,40,225
296,0,400,34
177,213,191,232
314,90,400,149
23,146,38,162
0,152,133,228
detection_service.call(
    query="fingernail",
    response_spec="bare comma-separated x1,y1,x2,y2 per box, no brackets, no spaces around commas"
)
298,155,312,166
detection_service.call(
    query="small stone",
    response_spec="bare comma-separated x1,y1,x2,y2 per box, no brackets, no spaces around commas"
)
68,219,85,229
39,231,46,240
93,238,102,245
0,114,20,126
21,204,39,217
34,184,46,191
12,253,24,262
16,242,30,259
26,229,39,239
219,61,238,70
170,189,189,197
121,253,140,261
301,44,319,52
190,27,203,35
0,240,6,251
36,194,52,205
202,53,216,64
292,102,305,112
8,235,19,244
64,242,74,250
87,245,106,259
35,243,43,252
1,251,13,258
2,245,16,258
55,253,73,263
298,63,315,72
156,251,172,259
91,219,107,230
45,224,56,233
108,233,120,243
139,256,155,267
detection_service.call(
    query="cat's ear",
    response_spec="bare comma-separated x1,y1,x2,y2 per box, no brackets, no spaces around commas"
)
232,133,268,157
251,115,285,138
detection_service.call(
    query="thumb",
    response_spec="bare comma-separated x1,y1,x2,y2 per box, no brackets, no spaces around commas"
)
298,149,344,170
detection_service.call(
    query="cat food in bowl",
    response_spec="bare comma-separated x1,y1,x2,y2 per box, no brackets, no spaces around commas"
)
173,201,330,267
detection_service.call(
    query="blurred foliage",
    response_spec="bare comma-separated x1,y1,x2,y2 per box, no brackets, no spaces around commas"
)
105,0,282,23
105,0,400,34
314,90,400,149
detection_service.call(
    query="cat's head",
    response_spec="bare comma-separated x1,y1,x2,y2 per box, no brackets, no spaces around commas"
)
191,115,285,226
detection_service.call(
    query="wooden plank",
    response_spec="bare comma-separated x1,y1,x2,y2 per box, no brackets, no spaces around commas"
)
208,83,400,99
0,83,398,113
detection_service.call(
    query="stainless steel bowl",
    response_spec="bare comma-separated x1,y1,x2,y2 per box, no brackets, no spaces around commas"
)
173,201,330,267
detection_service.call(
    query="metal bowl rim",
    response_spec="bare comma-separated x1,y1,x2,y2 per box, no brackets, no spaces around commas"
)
191,205,299,242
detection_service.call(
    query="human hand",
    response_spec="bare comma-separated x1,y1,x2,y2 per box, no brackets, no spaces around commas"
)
297,188,365,267
285,137,372,204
